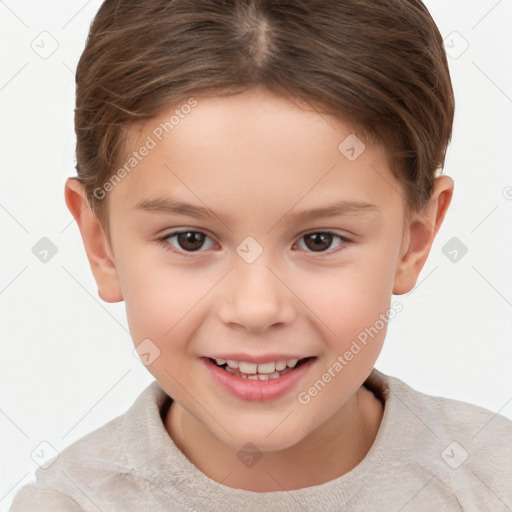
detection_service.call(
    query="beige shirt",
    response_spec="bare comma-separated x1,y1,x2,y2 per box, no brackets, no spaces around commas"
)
9,368,512,511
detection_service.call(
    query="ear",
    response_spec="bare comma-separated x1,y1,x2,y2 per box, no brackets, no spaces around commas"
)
393,175,454,295
64,177,123,303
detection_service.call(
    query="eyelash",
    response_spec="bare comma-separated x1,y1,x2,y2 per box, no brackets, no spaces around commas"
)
156,230,352,257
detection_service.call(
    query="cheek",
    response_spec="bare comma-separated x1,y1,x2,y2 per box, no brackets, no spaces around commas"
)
119,258,200,346
121,264,206,385
290,245,397,375
294,256,394,334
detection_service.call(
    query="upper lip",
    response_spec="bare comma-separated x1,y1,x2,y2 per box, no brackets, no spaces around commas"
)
205,354,314,364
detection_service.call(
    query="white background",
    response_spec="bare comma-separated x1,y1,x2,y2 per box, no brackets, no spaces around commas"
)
1,1,511,509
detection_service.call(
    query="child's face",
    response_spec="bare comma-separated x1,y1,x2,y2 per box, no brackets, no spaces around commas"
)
69,87,451,453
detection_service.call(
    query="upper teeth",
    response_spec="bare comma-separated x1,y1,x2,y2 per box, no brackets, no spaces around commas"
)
215,358,300,374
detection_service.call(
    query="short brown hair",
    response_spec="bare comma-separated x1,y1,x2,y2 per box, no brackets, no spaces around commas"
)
74,0,454,240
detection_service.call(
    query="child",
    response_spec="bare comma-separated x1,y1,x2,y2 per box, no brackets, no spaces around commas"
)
10,0,512,510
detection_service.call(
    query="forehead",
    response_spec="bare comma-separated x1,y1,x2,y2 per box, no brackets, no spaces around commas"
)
110,88,404,222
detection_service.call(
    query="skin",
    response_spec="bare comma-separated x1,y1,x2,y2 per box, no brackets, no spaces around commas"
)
65,87,453,492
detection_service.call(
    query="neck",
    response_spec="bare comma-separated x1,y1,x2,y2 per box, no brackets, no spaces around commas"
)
165,384,384,492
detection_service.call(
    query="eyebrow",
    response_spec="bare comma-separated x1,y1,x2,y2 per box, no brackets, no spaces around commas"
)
134,196,380,225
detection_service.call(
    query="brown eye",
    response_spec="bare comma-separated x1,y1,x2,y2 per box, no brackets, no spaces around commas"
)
160,230,215,253
303,232,334,252
295,231,350,254
175,231,206,251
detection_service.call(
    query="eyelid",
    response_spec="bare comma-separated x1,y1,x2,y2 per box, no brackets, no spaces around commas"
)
298,228,352,240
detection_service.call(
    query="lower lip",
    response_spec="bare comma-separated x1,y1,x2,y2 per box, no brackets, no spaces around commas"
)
202,357,316,402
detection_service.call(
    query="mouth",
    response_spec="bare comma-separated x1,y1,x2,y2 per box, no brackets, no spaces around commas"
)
207,356,315,380
203,356,317,402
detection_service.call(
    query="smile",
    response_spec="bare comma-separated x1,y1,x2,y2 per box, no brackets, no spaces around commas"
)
211,357,313,380
203,356,317,402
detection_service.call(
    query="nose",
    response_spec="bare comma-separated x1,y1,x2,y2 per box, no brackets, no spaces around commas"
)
217,259,296,332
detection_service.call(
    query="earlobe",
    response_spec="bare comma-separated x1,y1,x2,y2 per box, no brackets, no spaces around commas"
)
64,177,123,303
393,175,454,295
